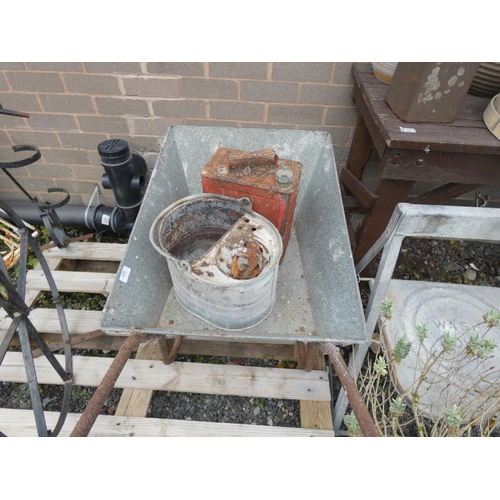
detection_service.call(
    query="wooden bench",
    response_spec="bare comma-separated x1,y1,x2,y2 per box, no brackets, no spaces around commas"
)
344,63,500,267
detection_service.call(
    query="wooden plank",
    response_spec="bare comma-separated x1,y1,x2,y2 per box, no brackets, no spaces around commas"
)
116,338,163,417
1,308,299,358
42,242,127,262
353,62,490,124
0,253,64,348
177,339,297,360
25,270,115,294
0,352,331,401
1,309,128,353
340,168,377,209
298,346,334,431
0,309,102,335
0,409,335,437
358,86,489,126
381,149,500,186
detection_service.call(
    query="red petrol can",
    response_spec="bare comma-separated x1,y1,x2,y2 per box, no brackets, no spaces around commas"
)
201,148,302,262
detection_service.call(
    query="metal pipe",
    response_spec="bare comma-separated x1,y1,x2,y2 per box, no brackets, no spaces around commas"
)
70,332,146,437
314,342,381,437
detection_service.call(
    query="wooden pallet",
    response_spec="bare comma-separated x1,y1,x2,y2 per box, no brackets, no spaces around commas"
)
0,242,334,437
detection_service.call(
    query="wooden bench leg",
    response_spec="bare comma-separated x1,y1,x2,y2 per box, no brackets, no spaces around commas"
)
354,178,415,271
347,114,373,180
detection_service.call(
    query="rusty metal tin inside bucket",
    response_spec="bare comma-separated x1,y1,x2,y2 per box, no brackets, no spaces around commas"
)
149,194,283,331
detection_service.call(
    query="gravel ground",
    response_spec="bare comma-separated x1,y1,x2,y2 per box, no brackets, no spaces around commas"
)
0,354,302,430
2,229,500,436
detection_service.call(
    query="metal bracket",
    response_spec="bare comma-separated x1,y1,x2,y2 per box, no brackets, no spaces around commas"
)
36,188,71,248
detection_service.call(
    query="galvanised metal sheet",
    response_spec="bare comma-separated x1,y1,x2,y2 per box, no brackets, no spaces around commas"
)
383,279,500,422
100,126,367,344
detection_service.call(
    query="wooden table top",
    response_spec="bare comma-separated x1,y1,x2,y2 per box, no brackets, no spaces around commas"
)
353,63,500,156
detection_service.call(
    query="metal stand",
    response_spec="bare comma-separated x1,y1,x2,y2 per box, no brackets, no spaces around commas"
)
0,104,73,436
0,201,73,436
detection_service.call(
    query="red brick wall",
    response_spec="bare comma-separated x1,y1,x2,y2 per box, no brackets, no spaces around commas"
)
0,62,357,207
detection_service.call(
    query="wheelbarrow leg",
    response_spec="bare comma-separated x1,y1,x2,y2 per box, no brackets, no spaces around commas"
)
159,336,182,365
296,341,319,372
314,342,380,437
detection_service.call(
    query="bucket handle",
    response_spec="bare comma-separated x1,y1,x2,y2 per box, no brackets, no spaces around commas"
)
178,260,191,273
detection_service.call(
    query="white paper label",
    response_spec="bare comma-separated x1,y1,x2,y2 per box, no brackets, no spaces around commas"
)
101,214,110,225
119,266,131,283
399,127,417,133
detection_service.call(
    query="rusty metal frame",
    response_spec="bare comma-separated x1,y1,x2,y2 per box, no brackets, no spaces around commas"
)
298,340,379,436
315,342,380,437
69,333,186,436
70,331,146,437
159,336,182,365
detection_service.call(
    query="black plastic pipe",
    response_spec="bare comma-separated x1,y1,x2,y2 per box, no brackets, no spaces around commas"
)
1,139,146,236
1,201,122,233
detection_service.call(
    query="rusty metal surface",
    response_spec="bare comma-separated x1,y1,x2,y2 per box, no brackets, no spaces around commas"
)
226,148,277,169
386,62,480,123
190,214,272,281
160,336,182,365
70,332,146,437
156,228,315,339
201,147,302,259
316,342,380,437
297,341,307,366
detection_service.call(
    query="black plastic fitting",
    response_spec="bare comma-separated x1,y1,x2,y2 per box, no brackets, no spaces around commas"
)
98,139,147,232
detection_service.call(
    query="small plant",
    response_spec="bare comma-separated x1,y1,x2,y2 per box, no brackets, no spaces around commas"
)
356,303,500,437
373,356,388,376
393,334,412,364
466,334,498,359
416,323,428,342
379,298,394,320
441,331,458,353
442,404,462,429
484,309,500,328
344,413,362,437
389,396,407,418
255,398,265,410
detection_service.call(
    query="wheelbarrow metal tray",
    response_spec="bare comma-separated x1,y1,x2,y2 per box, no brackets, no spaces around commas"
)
100,126,367,344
